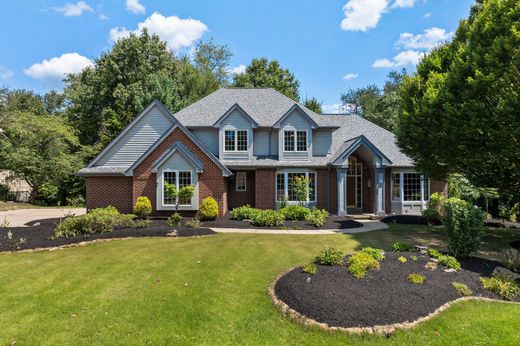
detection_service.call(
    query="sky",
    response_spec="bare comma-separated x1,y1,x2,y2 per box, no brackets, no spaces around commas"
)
0,0,475,113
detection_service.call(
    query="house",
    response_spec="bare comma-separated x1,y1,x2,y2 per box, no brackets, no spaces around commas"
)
78,88,446,216
0,170,31,203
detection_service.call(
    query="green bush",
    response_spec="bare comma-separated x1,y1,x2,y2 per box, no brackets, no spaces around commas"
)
133,196,152,218
430,192,445,210
185,218,201,228
280,205,311,220
427,247,443,259
398,256,407,263
481,274,520,300
408,273,425,285
443,197,484,257
347,252,380,279
426,247,461,270
392,242,415,252
410,255,418,262
303,262,317,275
422,208,441,225
250,210,285,227
315,246,343,266
135,219,150,228
499,249,520,273
306,209,329,227
167,212,183,227
66,195,85,207
361,247,385,261
452,282,473,296
499,202,519,223
199,196,219,220
53,206,135,238
230,205,260,220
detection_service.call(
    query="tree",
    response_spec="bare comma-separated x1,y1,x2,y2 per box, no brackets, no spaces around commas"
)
303,97,322,113
3,89,46,115
397,0,520,202
233,58,300,101
164,183,195,212
193,38,232,87
42,90,65,115
291,176,311,206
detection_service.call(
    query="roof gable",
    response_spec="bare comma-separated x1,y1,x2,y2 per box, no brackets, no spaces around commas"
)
331,135,392,167
212,103,258,128
151,141,204,173
273,104,319,129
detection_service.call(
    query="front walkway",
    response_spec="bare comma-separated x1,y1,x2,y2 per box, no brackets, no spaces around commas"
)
211,220,388,235
0,208,86,227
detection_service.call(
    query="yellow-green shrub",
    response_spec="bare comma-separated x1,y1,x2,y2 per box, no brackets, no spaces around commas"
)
199,196,218,220
133,196,152,218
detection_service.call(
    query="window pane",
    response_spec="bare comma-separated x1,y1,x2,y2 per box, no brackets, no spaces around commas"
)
163,171,176,205
276,173,285,201
284,131,295,151
356,163,362,208
308,173,316,201
403,173,421,201
237,130,248,151
178,171,192,205
296,131,307,151
287,172,305,202
392,173,401,201
236,172,247,191
224,130,235,151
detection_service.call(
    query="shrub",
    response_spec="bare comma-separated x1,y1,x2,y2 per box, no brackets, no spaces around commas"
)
135,219,150,228
425,261,438,271
427,247,443,259
66,195,85,207
398,256,407,263
392,242,415,252
430,192,445,210
408,273,425,285
231,205,260,220
499,249,520,273
361,247,385,261
306,209,329,227
422,208,441,225
481,274,520,300
438,255,461,271
291,176,312,206
410,255,418,262
443,197,484,257
250,210,285,227
167,212,183,227
133,196,152,218
452,282,473,296
185,218,201,228
315,246,343,266
280,205,311,220
199,197,218,220
499,203,520,223
303,262,317,275
348,252,380,279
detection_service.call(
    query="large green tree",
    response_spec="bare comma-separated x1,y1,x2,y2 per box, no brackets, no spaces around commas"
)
303,97,322,113
232,58,300,101
193,38,232,87
397,0,520,201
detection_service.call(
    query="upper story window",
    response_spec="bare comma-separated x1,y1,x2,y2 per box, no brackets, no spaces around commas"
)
283,130,307,152
224,130,248,152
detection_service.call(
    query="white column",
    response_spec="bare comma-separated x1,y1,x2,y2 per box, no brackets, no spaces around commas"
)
420,175,425,211
337,168,347,216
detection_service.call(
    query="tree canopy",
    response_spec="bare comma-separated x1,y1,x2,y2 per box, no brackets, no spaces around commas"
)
397,0,520,201
303,97,322,113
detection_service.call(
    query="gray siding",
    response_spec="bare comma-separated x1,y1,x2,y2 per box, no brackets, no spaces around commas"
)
219,109,253,161
278,109,312,161
191,128,219,155
312,129,332,156
253,129,270,156
97,105,173,168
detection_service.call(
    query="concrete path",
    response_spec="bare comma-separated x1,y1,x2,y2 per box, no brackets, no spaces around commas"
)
211,219,388,235
0,208,86,227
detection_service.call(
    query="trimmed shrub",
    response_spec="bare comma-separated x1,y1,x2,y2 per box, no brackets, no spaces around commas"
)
280,205,311,221
452,282,472,296
199,197,219,220
231,205,260,220
427,247,443,259
422,208,441,225
306,209,329,227
303,262,317,275
408,273,425,285
481,274,520,300
133,196,152,218
250,210,285,227
167,212,183,227
438,255,461,271
443,197,484,257
392,242,415,252
315,246,343,266
361,247,385,261
499,249,520,273
185,218,201,228
347,252,380,279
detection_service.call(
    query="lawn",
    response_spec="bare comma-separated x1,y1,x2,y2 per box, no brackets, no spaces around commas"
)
0,201,73,212
0,224,519,345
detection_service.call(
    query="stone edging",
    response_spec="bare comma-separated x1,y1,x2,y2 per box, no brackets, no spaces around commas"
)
268,266,520,335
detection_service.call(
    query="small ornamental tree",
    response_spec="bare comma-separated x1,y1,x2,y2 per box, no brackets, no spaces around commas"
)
291,176,311,206
164,183,195,212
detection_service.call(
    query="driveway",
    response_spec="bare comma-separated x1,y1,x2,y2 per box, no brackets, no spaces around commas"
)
0,208,86,227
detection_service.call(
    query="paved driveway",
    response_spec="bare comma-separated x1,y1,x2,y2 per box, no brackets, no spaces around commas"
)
0,208,86,227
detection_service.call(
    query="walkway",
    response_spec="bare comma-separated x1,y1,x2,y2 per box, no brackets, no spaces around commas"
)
0,208,86,227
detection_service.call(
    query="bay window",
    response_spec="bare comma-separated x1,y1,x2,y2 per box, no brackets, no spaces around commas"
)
391,172,429,202
224,129,248,152
283,130,307,152
276,171,316,202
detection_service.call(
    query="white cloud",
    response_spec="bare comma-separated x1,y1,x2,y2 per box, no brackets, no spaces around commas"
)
0,66,14,80
24,53,93,82
55,1,93,17
322,104,343,114
342,73,359,80
373,50,424,68
340,0,388,32
99,13,109,20
109,12,208,51
126,0,145,14
397,27,453,50
372,59,394,68
391,0,415,8
424,12,432,18
229,64,246,75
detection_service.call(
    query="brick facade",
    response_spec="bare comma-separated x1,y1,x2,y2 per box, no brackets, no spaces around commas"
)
86,176,134,213
255,169,276,209
227,170,256,209
430,179,448,197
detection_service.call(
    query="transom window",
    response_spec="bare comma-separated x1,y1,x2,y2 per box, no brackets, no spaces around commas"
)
224,130,248,152
283,130,307,152
163,170,193,206
276,171,316,202
236,172,247,191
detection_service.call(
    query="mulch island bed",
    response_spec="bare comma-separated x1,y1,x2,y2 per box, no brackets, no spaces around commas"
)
0,218,215,252
273,251,520,333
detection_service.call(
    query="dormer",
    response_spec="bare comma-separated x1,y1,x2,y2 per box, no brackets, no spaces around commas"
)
213,103,258,161
274,104,317,161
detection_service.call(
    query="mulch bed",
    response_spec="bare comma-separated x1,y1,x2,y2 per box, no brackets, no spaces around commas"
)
274,251,518,329
201,214,362,230
0,218,215,252
381,215,428,225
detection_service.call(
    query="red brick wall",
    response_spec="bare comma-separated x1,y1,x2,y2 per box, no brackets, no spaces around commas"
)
228,170,256,209
86,176,133,213
255,169,275,209
430,179,448,197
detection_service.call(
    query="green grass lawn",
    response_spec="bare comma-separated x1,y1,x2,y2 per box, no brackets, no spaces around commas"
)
0,201,75,212
0,224,519,345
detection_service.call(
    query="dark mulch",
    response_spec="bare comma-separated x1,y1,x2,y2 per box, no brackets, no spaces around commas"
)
381,215,428,225
275,251,517,329
0,218,214,252
485,218,520,230
201,214,362,230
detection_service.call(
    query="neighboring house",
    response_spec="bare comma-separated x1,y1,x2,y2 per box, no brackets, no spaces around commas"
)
0,170,31,203
78,88,446,216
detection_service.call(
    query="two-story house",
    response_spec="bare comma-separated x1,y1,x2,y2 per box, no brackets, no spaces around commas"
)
78,88,446,216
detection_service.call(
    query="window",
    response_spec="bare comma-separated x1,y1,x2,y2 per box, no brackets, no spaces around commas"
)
163,171,192,206
236,172,247,191
276,171,316,202
392,173,401,201
283,130,307,152
392,172,430,202
403,173,421,201
224,129,248,152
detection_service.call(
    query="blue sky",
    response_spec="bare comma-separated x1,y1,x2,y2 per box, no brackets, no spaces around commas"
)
0,0,474,112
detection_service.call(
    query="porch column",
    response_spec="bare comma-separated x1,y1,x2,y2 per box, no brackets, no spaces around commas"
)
375,168,385,215
336,168,347,216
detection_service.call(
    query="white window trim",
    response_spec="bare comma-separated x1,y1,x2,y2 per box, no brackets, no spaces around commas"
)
276,171,316,203
282,130,308,153
223,129,248,152
236,171,247,191
162,170,193,207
